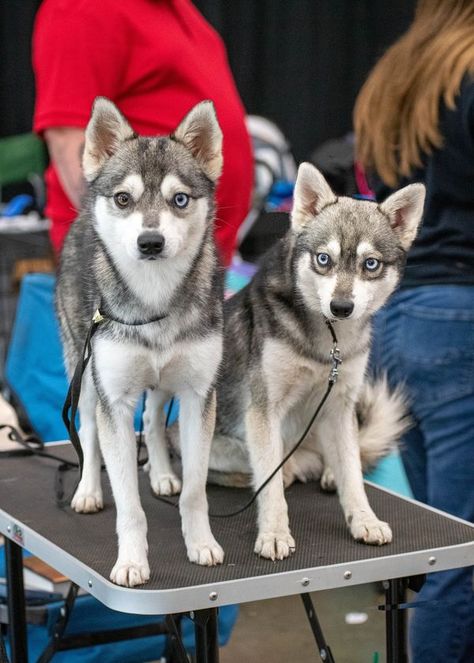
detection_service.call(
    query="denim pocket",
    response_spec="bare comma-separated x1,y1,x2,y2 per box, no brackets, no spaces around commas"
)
399,304,474,406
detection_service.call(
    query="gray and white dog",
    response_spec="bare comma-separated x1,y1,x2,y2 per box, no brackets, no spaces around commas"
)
202,163,425,560
56,97,225,586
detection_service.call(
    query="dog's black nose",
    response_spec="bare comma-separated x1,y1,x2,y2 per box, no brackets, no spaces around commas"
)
330,299,354,318
137,232,165,256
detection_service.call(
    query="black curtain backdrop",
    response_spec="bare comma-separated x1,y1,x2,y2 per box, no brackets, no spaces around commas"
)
0,0,42,138
1,0,415,161
194,0,415,161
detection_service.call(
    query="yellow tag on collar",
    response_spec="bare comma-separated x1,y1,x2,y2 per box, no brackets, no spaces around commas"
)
92,309,105,324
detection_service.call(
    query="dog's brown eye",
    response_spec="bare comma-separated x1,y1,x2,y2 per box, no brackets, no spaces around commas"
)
114,192,130,208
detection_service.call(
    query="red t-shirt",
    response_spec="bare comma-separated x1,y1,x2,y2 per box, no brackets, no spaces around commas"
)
33,0,253,266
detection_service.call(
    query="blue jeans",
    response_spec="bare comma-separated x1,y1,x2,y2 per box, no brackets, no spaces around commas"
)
371,285,474,662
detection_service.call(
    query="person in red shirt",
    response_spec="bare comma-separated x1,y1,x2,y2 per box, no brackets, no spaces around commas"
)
32,0,253,266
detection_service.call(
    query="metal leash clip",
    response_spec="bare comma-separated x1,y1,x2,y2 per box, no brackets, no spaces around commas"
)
329,343,342,384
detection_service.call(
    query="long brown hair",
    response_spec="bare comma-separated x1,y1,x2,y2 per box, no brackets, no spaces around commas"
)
354,0,474,187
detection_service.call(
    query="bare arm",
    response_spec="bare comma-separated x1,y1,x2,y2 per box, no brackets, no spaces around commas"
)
44,127,86,210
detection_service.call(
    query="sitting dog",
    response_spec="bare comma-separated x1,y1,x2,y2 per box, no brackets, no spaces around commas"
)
56,97,225,586
204,163,425,560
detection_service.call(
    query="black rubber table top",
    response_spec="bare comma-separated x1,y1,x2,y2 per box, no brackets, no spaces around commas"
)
0,445,473,592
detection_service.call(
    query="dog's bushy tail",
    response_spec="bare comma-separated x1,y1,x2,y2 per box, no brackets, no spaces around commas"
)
357,377,410,473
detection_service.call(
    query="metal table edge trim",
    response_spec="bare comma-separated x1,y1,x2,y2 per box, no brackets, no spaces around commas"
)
1,507,473,616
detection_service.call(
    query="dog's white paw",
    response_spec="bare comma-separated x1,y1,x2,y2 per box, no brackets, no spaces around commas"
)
150,473,182,496
71,489,103,513
254,530,296,561
320,467,337,492
349,514,392,545
186,538,224,566
110,559,150,587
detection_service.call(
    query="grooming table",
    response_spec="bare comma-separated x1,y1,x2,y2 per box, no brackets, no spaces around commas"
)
1,444,473,662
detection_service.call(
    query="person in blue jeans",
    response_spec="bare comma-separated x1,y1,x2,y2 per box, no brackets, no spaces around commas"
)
354,1,474,660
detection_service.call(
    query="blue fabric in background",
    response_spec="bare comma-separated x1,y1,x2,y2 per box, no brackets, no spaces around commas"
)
365,452,411,498
6,274,67,441
5,273,177,441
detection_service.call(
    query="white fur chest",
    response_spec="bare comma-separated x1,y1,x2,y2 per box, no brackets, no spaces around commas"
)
93,332,222,407
262,337,368,441
262,338,329,415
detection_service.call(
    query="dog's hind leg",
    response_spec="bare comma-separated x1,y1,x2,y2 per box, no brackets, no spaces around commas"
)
70,366,103,513
318,395,392,546
247,405,295,560
143,388,182,496
320,465,337,492
282,446,324,488
178,388,224,566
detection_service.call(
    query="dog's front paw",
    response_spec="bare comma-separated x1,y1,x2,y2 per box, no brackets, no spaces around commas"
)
186,538,224,566
320,467,337,492
254,530,296,561
150,473,182,496
349,513,392,545
110,559,150,587
71,488,103,513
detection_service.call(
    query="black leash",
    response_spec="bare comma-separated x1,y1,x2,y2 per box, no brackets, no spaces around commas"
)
61,305,167,480
61,310,103,477
2,304,167,508
0,424,80,507
0,424,77,468
153,319,342,519
16,302,340,521
209,319,341,517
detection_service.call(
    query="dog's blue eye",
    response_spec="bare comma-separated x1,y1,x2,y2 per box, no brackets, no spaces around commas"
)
316,253,331,267
173,192,189,209
365,258,380,271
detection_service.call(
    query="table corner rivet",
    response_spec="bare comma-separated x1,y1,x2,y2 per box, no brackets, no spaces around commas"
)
88,579,93,588
209,591,218,601
301,577,310,587
428,556,436,566
6,525,11,533
344,570,352,580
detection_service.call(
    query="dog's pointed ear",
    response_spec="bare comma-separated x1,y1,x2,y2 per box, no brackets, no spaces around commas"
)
83,97,135,181
380,183,425,250
173,101,223,182
291,163,337,229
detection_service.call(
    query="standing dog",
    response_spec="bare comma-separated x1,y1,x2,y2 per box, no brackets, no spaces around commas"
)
56,97,225,586
205,164,425,559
